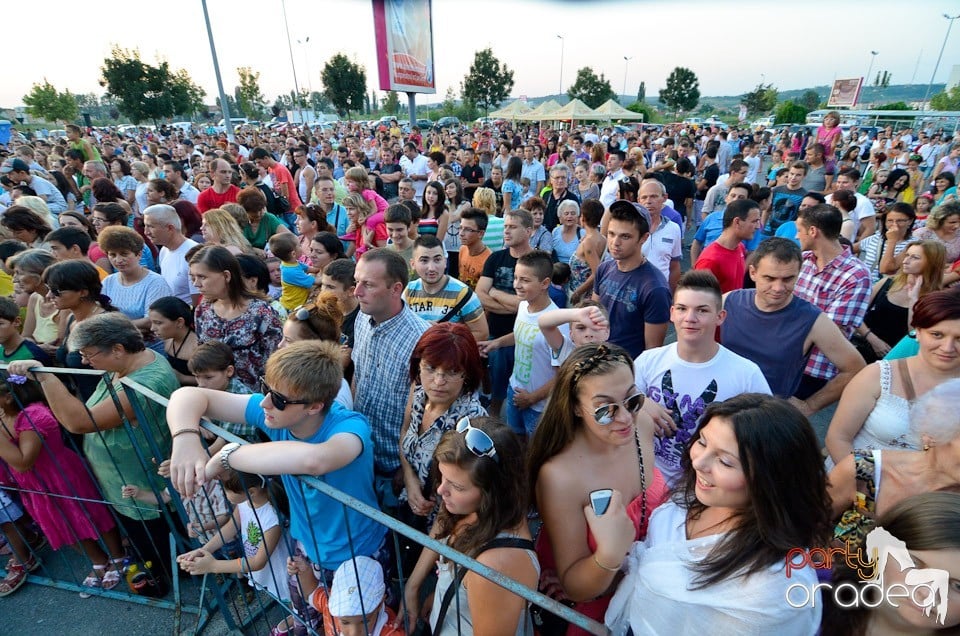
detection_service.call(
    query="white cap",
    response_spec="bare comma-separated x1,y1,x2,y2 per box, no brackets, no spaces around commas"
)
328,556,385,617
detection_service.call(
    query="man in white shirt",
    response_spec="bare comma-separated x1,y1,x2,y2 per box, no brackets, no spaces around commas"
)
143,204,199,306
399,142,429,204
826,167,876,240
163,161,200,205
635,270,770,486
599,148,626,209
637,180,682,290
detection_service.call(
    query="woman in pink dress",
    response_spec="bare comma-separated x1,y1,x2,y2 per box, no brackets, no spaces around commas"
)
813,111,843,172
0,373,124,595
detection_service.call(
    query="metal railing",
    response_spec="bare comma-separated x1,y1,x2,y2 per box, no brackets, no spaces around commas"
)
0,365,609,635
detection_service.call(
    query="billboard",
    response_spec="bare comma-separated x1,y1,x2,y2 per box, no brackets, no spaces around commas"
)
372,0,436,94
828,78,864,108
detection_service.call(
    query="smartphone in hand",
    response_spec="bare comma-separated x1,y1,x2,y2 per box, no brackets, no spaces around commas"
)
589,489,613,516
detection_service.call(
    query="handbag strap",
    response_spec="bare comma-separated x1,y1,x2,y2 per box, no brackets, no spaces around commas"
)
896,358,917,402
434,536,536,629
634,425,648,529
437,288,474,324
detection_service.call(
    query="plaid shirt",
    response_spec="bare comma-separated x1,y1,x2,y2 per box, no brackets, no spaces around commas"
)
794,247,871,380
352,304,429,473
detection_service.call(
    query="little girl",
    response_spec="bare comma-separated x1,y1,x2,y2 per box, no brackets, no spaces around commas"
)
341,194,384,259
0,373,125,596
177,469,291,602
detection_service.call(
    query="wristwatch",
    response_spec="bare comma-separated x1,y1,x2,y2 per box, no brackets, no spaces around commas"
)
219,442,241,472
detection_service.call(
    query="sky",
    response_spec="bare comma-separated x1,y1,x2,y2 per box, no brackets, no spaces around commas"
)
5,0,960,112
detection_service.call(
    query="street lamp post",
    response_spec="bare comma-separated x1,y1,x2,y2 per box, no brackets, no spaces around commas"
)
922,14,960,109
622,56,633,102
280,0,304,125
297,36,313,94
866,50,879,88
557,35,564,96
200,0,234,141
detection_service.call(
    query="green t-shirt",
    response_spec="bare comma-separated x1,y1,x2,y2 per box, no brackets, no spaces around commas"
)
84,350,179,521
243,213,284,249
1,339,51,365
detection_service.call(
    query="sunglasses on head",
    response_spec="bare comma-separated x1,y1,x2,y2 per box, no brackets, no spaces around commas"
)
593,392,645,425
456,417,498,463
258,376,310,411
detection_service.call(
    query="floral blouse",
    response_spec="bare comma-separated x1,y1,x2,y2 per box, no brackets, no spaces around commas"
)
195,297,283,387
399,387,486,502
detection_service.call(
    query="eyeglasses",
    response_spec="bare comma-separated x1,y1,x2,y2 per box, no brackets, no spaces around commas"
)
258,376,311,411
456,417,498,463
458,227,480,234
420,363,464,383
79,348,106,363
593,392,645,425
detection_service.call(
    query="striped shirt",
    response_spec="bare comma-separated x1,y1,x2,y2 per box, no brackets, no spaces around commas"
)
403,276,484,325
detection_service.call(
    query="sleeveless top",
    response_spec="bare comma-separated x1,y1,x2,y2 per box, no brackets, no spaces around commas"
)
851,360,914,454
568,251,592,296
431,532,539,636
863,279,909,347
720,291,821,398
418,217,439,236
30,294,59,345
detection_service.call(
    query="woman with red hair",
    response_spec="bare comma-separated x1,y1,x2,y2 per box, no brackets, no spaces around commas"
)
397,323,486,528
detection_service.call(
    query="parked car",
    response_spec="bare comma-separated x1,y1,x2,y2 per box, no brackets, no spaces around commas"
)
435,116,461,130
415,118,433,130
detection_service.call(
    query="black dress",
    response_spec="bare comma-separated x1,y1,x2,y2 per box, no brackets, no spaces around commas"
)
863,279,909,347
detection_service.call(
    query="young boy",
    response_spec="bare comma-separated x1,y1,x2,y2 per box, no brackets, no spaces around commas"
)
265,257,283,300
0,297,50,365
167,340,387,594
383,204,417,282
538,301,611,366
307,556,402,636
269,233,314,311
457,207,490,290
45,227,109,279
549,262,570,309
320,259,359,383
478,250,559,437
187,341,258,443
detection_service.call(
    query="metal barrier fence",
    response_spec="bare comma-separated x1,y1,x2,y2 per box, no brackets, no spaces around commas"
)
0,366,609,635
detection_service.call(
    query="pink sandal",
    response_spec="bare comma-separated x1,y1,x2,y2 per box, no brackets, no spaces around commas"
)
0,555,39,597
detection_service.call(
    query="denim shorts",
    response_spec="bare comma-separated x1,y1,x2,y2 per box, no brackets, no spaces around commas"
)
487,345,515,401
505,385,543,437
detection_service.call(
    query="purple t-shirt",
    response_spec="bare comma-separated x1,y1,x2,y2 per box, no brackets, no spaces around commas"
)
593,259,671,358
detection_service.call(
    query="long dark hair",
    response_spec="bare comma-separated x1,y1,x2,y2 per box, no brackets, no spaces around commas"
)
188,245,261,306
431,417,527,557
221,469,289,518
421,181,446,219
42,260,117,311
505,156,523,182
675,394,832,589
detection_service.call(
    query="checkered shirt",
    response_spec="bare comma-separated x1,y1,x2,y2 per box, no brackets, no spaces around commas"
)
794,247,871,380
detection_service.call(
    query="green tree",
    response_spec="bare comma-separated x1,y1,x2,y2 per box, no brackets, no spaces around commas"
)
626,102,658,123
236,67,266,119
309,91,330,114
930,85,960,110
100,46,204,124
637,81,646,104
567,67,616,108
321,54,366,119
23,80,78,123
659,67,700,114
383,91,401,115
800,90,821,111
461,48,515,116
216,94,239,119
774,100,809,125
741,83,778,117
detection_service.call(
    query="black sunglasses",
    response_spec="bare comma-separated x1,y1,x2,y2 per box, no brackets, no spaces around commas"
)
456,417,498,463
593,392,645,425
258,376,310,411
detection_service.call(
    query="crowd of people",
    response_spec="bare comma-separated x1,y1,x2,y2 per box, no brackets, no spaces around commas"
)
0,115,957,635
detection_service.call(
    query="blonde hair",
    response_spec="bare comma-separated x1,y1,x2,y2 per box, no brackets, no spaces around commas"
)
16,196,57,230
264,339,343,409
926,201,960,231
472,187,497,217
202,208,251,251
342,193,372,222
890,240,945,297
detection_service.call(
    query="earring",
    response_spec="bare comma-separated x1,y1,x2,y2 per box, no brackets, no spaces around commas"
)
923,444,930,451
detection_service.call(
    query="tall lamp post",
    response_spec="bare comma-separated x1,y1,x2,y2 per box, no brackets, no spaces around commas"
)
280,0,303,125
866,50,879,88
297,37,313,94
622,56,633,102
922,14,960,109
557,35,564,96
200,0,233,141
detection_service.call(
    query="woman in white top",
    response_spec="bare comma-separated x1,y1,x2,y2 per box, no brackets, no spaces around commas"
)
401,417,539,636
605,394,831,636
825,289,960,467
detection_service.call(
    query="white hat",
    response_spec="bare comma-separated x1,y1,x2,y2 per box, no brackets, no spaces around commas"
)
654,138,665,145
328,556,385,617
